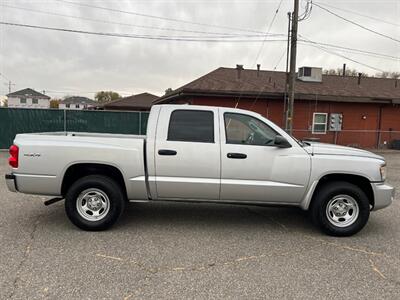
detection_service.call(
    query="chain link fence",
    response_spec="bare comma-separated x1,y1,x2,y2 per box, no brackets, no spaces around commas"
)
294,129,400,149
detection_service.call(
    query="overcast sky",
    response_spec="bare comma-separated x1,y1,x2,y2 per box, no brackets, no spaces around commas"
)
0,0,399,100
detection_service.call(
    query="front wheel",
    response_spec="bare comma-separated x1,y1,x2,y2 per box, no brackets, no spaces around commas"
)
65,175,125,231
310,181,370,236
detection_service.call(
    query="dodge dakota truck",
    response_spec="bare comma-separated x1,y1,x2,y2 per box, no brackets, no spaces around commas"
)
5,104,394,236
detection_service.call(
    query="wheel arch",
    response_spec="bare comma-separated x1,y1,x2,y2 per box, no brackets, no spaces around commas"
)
303,173,374,210
61,163,127,199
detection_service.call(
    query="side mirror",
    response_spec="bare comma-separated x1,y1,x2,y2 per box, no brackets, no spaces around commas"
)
274,135,292,148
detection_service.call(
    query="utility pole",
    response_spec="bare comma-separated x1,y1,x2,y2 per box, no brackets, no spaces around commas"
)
283,12,292,129
286,0,299,135
4,80,15,93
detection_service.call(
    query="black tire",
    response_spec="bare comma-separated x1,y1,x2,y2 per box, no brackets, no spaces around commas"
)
310,181,370,237
65,175,125,231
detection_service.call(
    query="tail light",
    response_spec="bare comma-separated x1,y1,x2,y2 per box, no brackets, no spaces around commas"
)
9,145,19,168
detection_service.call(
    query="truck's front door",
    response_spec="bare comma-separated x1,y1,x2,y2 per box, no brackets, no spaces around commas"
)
219,110,311,204
154,106,220,200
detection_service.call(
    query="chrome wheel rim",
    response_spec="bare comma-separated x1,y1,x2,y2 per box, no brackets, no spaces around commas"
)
76,188,110,221
326,194,359,227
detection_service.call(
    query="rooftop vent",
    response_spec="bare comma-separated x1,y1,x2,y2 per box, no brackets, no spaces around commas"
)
236,64,244,79
297,66,322,83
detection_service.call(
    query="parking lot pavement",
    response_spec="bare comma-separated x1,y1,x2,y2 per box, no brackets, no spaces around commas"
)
0,151,399,299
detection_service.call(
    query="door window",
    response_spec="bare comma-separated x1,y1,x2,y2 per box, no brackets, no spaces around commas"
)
224,113,278,146
168,110,214,143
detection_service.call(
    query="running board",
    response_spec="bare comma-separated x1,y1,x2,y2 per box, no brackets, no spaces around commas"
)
44,197,64,206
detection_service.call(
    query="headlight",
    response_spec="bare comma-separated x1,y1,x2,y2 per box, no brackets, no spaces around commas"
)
380,164,387,181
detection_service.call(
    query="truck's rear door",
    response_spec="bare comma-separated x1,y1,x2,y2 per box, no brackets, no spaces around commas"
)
154,105,220,200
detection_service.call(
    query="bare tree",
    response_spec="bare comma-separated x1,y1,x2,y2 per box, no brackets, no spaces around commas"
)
375,72,400,79
324,68,367,77
376,72,390,78
390,72,400,79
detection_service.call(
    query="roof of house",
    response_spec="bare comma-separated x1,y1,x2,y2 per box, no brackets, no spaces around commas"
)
61,96,96,105
156,67,400,104
101,92,159,110
7,88,50,99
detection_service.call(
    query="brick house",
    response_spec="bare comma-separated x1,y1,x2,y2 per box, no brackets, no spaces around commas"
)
155,66,400,148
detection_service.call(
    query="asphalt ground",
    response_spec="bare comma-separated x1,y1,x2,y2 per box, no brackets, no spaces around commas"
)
0,151,399,299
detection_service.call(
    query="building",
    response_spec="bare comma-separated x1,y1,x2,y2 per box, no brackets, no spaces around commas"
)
59,96,97,110
98,92,159,111
6,88,50,109
155,66,400,148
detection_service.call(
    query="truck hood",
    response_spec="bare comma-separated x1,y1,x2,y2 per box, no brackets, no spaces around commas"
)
304,142,384,161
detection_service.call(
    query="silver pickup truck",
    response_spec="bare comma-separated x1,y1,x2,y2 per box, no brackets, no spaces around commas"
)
5,104,394,236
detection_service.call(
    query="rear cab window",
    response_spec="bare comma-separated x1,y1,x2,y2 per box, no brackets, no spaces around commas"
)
168,110,214,143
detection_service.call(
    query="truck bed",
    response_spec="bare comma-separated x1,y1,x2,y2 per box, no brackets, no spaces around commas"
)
12,132,148,199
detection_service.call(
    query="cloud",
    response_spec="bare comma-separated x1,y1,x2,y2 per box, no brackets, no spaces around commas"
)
0,0,399,99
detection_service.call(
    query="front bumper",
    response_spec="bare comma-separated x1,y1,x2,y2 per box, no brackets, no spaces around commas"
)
5,174,17,193
371,182,395,210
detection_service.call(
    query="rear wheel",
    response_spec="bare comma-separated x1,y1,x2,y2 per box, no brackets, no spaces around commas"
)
65,175,125,231
310,181,370,236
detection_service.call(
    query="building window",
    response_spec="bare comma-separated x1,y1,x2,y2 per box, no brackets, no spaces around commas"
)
312,113,328,134
303,67,312,77
20,98,26,104
168,110,214,143
32,98,38,104
66,104,70,108
224,113,278,146
76,104,80,108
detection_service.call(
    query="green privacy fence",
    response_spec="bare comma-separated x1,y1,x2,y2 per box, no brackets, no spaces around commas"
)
0,108,149,149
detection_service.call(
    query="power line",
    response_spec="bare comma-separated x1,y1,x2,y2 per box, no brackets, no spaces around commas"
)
56,0,264,35
3,3,398,59
252,0,284,66
235,0,285,110
298,0,313,21
300,41,399,61
1,3,270,38
313,2,400,43
45,90,134,96
273,48,286,70
298,36,400,61
0,21,289,42
313,1,400,28
304,41,385,73
299,35,386,72
0,72,11,81
3,3,396,61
